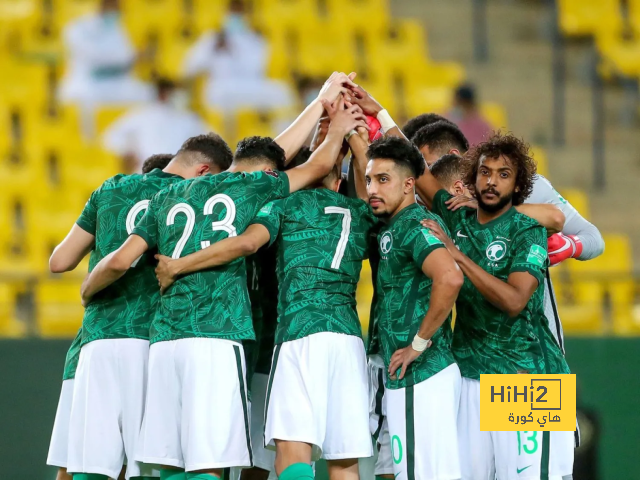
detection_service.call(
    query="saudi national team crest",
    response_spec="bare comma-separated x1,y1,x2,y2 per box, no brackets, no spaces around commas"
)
486,240,507,262
380,231,393,254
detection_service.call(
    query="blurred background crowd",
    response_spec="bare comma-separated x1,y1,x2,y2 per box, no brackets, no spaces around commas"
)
0,0,639,479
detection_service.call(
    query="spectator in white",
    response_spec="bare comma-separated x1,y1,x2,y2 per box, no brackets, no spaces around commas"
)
102,78,209,173
183,0,294,113
446,84,493,147
59,0,153,111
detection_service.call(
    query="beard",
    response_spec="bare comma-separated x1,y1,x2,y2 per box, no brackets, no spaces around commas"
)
476,188,513,213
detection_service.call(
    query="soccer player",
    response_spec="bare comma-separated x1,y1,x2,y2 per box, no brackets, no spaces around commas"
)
80,95,366,480
429,153,469,197
401,113,455,141
415,132,574,480
49,133,233,480
141,153,174,173
410,120,469,166
364,136,464,480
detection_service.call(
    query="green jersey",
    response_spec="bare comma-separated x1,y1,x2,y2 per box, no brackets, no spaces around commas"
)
62,329,82,381
365,223,384,356
76,169,183,345
431,190,570,379
133,170,290,344
374,203,455,389
252,188,378,344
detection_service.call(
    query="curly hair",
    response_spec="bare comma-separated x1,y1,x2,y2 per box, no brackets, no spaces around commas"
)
367,137,426,178
234,136,286,171
462,132,536,206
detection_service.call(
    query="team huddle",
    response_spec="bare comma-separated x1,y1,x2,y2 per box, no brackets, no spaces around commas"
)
46,72,604,480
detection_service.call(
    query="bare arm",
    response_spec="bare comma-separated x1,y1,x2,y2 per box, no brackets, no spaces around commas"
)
388,248,464,380
154,224,271,293
285,97,367,193
50,224,95,273
80,235,149,304
275,72,358,162
347,130,370,201
515,204,565,235
414,165,445,210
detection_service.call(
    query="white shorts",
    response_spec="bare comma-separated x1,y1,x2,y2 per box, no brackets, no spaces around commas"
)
47,379,75,468
137,338,252,472
67,338,153,480
368,355,393,476
458,377,575,480
264,332,372,461
386,363,462,480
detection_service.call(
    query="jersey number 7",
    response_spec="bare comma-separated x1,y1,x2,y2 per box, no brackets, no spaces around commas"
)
324,206,351,270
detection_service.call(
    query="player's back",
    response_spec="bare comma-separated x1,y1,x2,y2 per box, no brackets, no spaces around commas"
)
254,188,377,344
134,170,290,344
79,169,183,345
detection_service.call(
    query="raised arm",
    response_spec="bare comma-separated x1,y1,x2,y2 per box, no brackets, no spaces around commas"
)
49,224,95,273
154,224,271,293
388,248,463,380
80,235,149,305
276,72,358,162
285,96,367,193
515,204,565,235
346,129,370,201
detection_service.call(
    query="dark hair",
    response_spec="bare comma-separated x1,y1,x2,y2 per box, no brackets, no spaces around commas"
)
412,121,469,155
455,84,476,104
177,133,233,170
338,172,349,196
462,132,536,206
402,113,455,141
366,137,426,178
234,136,286,171
429,154,464,188
285,146,312,171
155,77,177,96
141,153,173,173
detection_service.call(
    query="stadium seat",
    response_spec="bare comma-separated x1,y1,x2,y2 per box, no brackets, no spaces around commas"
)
203,108,225,138
356,259,373,333
326,0,389,35
480,102,508,131
95,106,129,135
559,188,590,219
296,22,357,78
529,146,550,179
568,233,632,277
557,0,623,38
253,0,319,38
404,86,453,119
551,272,606,333
0,282,26,337
596,31,640,79
35,278,84,337
233,109,278,146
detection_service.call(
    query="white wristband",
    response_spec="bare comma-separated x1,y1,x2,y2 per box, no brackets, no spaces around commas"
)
345,129,357,141
411,334,430,352
376,109,396,134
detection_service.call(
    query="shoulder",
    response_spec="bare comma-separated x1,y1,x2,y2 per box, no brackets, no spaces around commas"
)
512,210,545,236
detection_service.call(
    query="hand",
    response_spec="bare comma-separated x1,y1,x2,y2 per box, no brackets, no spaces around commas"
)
311,117,331,151
347,85,383,116
317,72,358,103
420,219,460,259
388,343,431,380
155,254,179,294
320,96,368,137
547,233,583,266
446,194,477,211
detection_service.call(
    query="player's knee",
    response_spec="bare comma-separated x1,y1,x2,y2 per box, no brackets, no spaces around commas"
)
275,440,313,475
278,463,314,480
326,458,359,480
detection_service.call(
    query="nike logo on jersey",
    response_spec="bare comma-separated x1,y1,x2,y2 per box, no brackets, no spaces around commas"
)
456,231,468,238
517,465,532,474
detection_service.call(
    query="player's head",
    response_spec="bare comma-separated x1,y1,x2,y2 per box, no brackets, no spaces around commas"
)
402,113,454,141
365,137,425,218
141,153,174,173
172,133,233,178
100,0,120,14
232,136,286,172
285,146,311,171
155,77,177,103
320,162,342,192
463,132,536,212
412,120,469,166
429,154,469,197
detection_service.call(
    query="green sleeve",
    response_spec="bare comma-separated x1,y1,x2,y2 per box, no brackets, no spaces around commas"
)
509,223,547,285
76,189,99,234
253,170,290,203
132,199,159,249
404,220,446,270
430,189,458,231
251,200,284,247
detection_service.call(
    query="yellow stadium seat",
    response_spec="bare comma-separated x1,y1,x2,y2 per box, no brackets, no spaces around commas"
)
327,0,389,34
21,105,84,148
36,278,84,337
609,280,638,334
233,109,277,147
404,86,453,119
366,19,428,79
559,188,590,219
529,146,549,179
0,282,26,338
189,0,228,32
203,108,225,137
356,259,373,333
295,23,357,78
568,233,631,277
596,31,640,78
629,0,640,34
254,0,319,37
0,59,50,108
95,106,129,135
551,276,605,333
557,0,623,38
480,102,508,131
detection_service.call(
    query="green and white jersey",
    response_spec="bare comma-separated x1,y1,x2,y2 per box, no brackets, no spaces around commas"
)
133,170,290,344
431,190,570,379
76,169,183,345
365,223,384,356
62,329,82,381
374,203,456,390
252,188,378,344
